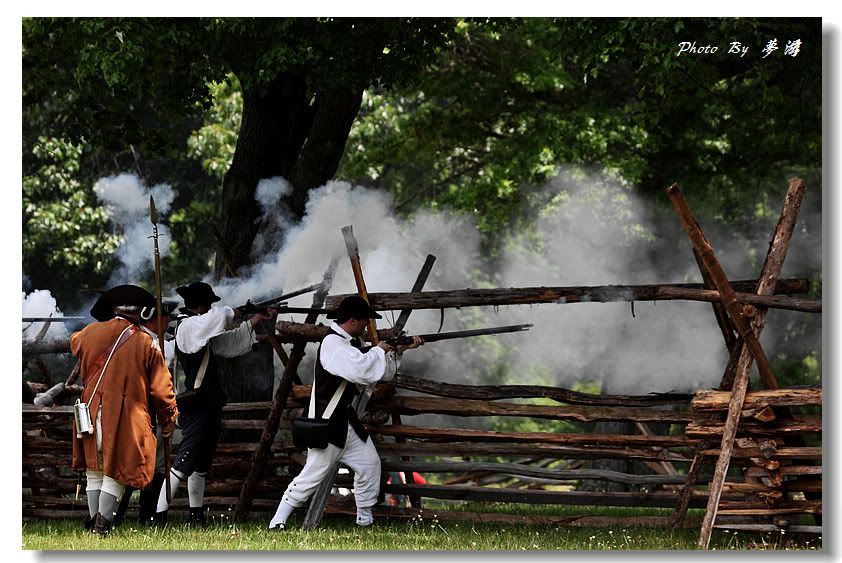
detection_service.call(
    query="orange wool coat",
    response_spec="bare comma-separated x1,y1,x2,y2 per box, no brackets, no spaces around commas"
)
70,317,178,489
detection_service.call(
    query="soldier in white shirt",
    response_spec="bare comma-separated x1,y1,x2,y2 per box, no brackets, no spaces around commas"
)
153,281,274,525
268,296,422,530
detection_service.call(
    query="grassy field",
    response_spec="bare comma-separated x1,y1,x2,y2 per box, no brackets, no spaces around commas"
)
22,507,822,551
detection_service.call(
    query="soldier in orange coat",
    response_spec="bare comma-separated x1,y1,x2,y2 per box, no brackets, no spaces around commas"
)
71,285,178,535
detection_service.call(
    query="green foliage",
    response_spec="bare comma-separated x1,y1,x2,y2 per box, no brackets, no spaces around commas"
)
22,137,120,303
340,17,821,246
187,76,243,180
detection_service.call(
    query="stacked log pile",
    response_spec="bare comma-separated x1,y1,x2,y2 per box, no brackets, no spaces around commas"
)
689,386,822,535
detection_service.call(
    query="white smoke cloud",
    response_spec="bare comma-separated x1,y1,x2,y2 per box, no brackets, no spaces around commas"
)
213,180,481,309
93,173,175,286
22,289,69,342
141,168,819,398
256,177,291,213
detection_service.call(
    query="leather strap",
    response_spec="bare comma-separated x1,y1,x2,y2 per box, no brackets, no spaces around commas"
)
87,323,139,383
309,342,347,419
86,323,138,408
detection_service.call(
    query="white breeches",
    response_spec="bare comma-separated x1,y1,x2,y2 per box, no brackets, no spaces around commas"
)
85,471,126,500
86,405,125,499
280,424,381,509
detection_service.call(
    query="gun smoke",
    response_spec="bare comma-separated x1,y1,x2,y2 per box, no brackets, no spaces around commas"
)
226,168,820,399
21,289,68,342
93,173,175,287
31,168,820,404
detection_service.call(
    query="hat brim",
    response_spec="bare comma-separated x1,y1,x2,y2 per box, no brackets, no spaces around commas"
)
326,304,382,319
89,285,157,322
176,284,221,304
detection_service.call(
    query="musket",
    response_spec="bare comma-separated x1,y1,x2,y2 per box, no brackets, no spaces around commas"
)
383,324,534,346
149,196,172,504
149,197,166,357
236,300,331,317
22,317,87,323
251,283,321,307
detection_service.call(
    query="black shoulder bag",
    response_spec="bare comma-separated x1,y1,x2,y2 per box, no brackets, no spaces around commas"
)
292,349,347,450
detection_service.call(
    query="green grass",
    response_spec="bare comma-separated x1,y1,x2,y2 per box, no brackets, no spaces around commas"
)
22,511,822,551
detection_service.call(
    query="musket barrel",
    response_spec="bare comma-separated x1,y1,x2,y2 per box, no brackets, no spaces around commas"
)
419,324,533,342
387,324,533,345
23,317,86,323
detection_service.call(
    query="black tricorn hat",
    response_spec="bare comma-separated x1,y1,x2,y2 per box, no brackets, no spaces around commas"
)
161,300,179,316
90,285,158,322
327,295,382,320
175,281,221,306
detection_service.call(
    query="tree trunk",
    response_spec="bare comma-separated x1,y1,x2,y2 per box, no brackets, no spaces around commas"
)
213,76,364,278
285,86,365,217
215,73,311,277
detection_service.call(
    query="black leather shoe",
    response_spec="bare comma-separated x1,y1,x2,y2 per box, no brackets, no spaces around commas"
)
151,510,168,526
269,523,286,532
83,515,95,532
92,513,112,536
188,507,207,527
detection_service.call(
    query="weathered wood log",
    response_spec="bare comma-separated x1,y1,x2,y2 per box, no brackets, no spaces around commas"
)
667,184,780,391
221,420,274,430
712,523,822,534
376,441,693,462
234,259,338,522
381,461,688,486
325,278,812,311
25,383,84,400
33,383,66,407
275,320,400,343
368,424,695,447
22,340,73,356
373,395,702,423
744,466,822,478
21,282,817,359
635,421,679,477
681,178,806,550
692,387,822,411
656,287,819,313
701,447,822,460
261,319,291,369
378,255,438,510
693,248,738,351
720,480,823,494
394,374,693,406
490,460,585,487
670,441,709,529
685,417,821,438
294,381,693,409
717,340,745,394
382,484,709,508
716,501,822,516
395,254,436,330
745,406,777,423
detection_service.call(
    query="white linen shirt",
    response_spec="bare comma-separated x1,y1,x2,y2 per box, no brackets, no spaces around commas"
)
175,305,257,357
320,321,398,385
